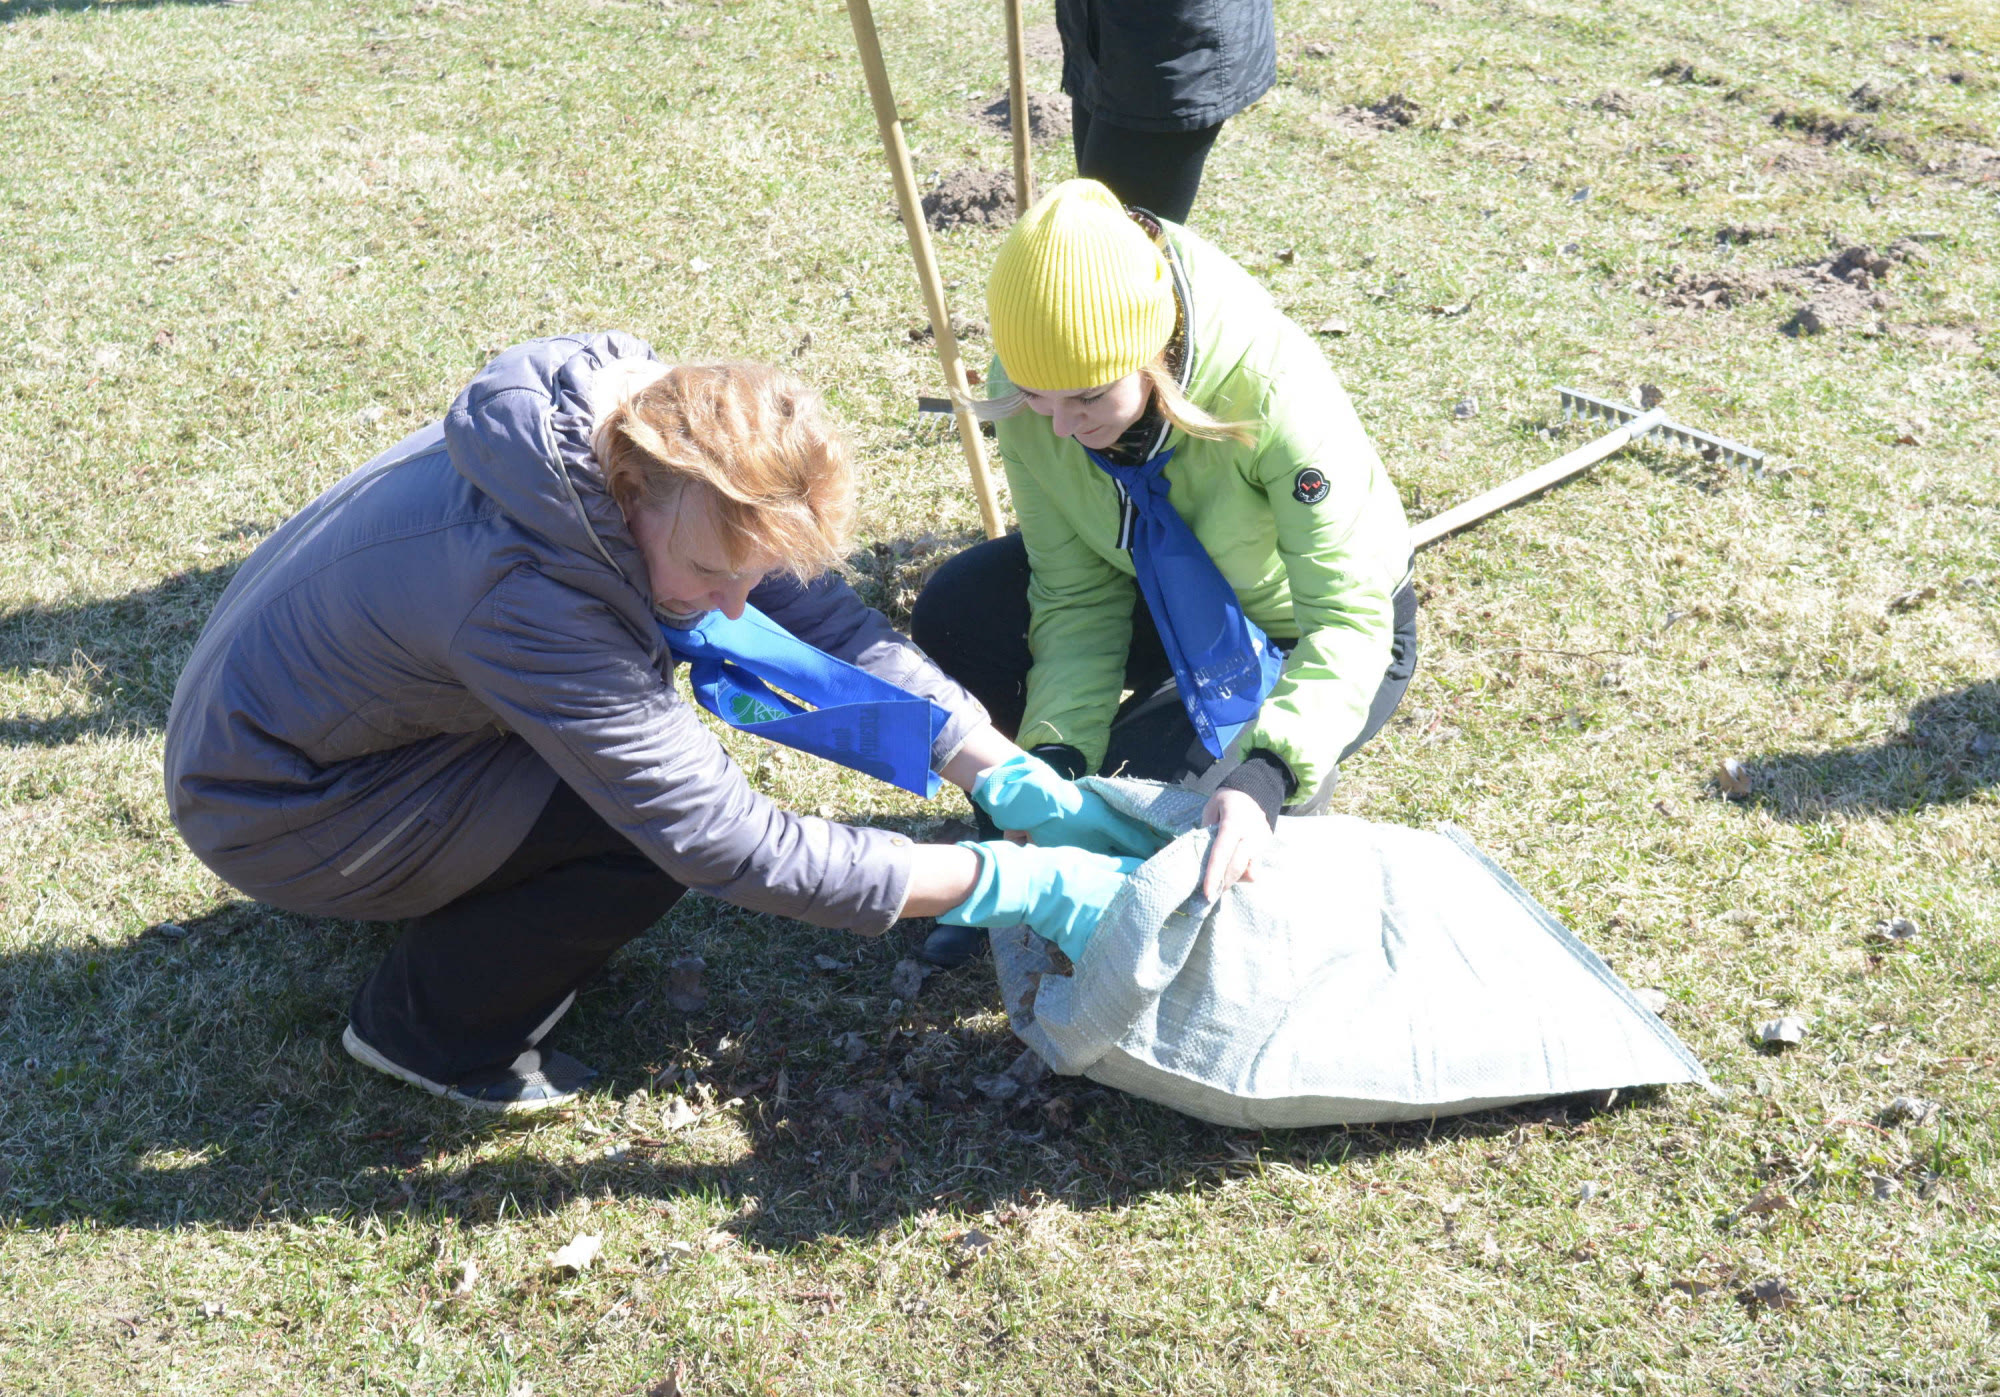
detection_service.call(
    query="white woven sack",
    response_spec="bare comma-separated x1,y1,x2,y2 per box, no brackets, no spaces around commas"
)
990,778,1714,1129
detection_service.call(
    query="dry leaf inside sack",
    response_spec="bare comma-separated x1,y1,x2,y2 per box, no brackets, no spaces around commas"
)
549,1233,603,1274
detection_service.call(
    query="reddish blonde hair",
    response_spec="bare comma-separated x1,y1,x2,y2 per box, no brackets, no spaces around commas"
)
595,362,856,580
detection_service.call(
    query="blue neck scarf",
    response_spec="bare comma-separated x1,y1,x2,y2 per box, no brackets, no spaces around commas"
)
1086,443,1285,759
660,605,948,797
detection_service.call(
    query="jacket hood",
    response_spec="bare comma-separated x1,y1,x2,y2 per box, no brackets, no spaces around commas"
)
443,332,658,591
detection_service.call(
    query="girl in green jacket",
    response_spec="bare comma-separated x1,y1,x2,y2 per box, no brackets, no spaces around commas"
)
912,180,1417,966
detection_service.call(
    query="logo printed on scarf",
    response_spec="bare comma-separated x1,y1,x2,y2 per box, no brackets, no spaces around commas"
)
1292,468,1331,505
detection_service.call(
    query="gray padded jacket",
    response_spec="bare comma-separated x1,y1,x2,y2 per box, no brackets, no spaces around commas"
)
163,333,986,932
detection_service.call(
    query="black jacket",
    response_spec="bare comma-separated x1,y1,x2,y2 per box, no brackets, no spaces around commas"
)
1056,0,1276,132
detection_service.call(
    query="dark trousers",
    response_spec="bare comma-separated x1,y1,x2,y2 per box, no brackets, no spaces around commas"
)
910,532,1420,790
1071,104,1223,226
348,779,686,1082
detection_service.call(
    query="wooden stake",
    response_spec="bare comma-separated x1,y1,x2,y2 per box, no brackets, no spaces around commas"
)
847,0,1006,541
1004,0,1035,214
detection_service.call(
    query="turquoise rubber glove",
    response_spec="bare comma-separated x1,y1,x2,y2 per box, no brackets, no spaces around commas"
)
972,752,1166,859
936,840,1144,961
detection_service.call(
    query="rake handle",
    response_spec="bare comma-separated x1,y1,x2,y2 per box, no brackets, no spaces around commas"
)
848,0,1007,540
1411,407,1668,552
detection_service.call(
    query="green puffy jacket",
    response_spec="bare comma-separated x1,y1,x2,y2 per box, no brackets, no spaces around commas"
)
994,220,1411,798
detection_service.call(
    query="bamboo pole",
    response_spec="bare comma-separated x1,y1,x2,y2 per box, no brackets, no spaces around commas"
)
846,0,1006,541
1004,0,1034,213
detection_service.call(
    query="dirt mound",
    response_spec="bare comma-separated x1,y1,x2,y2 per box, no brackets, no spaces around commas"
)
966,90,1073,142
1646,242,1931,335
1714,223,1788,244
920,169,1016,231
1943,143,2000,183
1771,106,1921,161
1324,92,1421,135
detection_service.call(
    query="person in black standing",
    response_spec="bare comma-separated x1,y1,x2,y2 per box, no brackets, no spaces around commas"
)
1056,0,1276,224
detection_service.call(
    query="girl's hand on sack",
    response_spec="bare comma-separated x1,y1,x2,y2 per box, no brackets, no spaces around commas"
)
1200,788,1270,901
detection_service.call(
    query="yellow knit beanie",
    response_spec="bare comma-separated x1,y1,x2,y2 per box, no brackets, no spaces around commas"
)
987,179,1175,392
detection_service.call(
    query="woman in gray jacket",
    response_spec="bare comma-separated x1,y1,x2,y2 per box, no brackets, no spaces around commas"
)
165,333,1138,1111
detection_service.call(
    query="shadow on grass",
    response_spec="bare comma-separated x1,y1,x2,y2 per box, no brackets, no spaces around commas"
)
0,893,1642,1248
1736,680,2000,821
0,561,239,745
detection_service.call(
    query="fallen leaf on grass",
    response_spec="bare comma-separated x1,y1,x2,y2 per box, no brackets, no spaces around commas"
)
1867,917,1919,946
642,1359,687,1397
664,955,707,1013
1757,1016,1807,1046
1740,1187,1796,1216
889,958,932,1000
972,1072,1020,1102
1737,1277,1798,1313
549,1233,602,1274
662,1096,699,1130
1886,585,1936,613
1634,987,1669,1015
1313,316,1351,336
1671,1275,1724,1299
1881,1095,1940,1127
1716,758,1752,799
452,1259,478,1297
813,954,851,972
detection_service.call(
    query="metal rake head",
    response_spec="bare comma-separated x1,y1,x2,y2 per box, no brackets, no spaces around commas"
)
1558,386,1767,470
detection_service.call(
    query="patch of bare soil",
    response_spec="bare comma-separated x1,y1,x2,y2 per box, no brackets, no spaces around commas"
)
1749,139,1839,178
1323,92,1422,135
1022,22,1063,64
1771,106,1921,162
1714,223,1788,244
965,90,1073,143
1901,324,1985,355
920,169,1016,231
1939,143,2000,183
1645,241,1934,337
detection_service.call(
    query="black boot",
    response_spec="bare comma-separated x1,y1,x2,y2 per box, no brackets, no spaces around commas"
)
920,922,988,969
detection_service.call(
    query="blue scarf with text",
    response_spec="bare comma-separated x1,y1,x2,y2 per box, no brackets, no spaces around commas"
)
660,605,948,797
1086,443,1285,758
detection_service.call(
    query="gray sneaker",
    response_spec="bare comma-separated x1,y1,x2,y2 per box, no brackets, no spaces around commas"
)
341,1020,597,1113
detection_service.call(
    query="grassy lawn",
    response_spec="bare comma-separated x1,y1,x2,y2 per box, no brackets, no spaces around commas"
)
2,0,1997,1391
